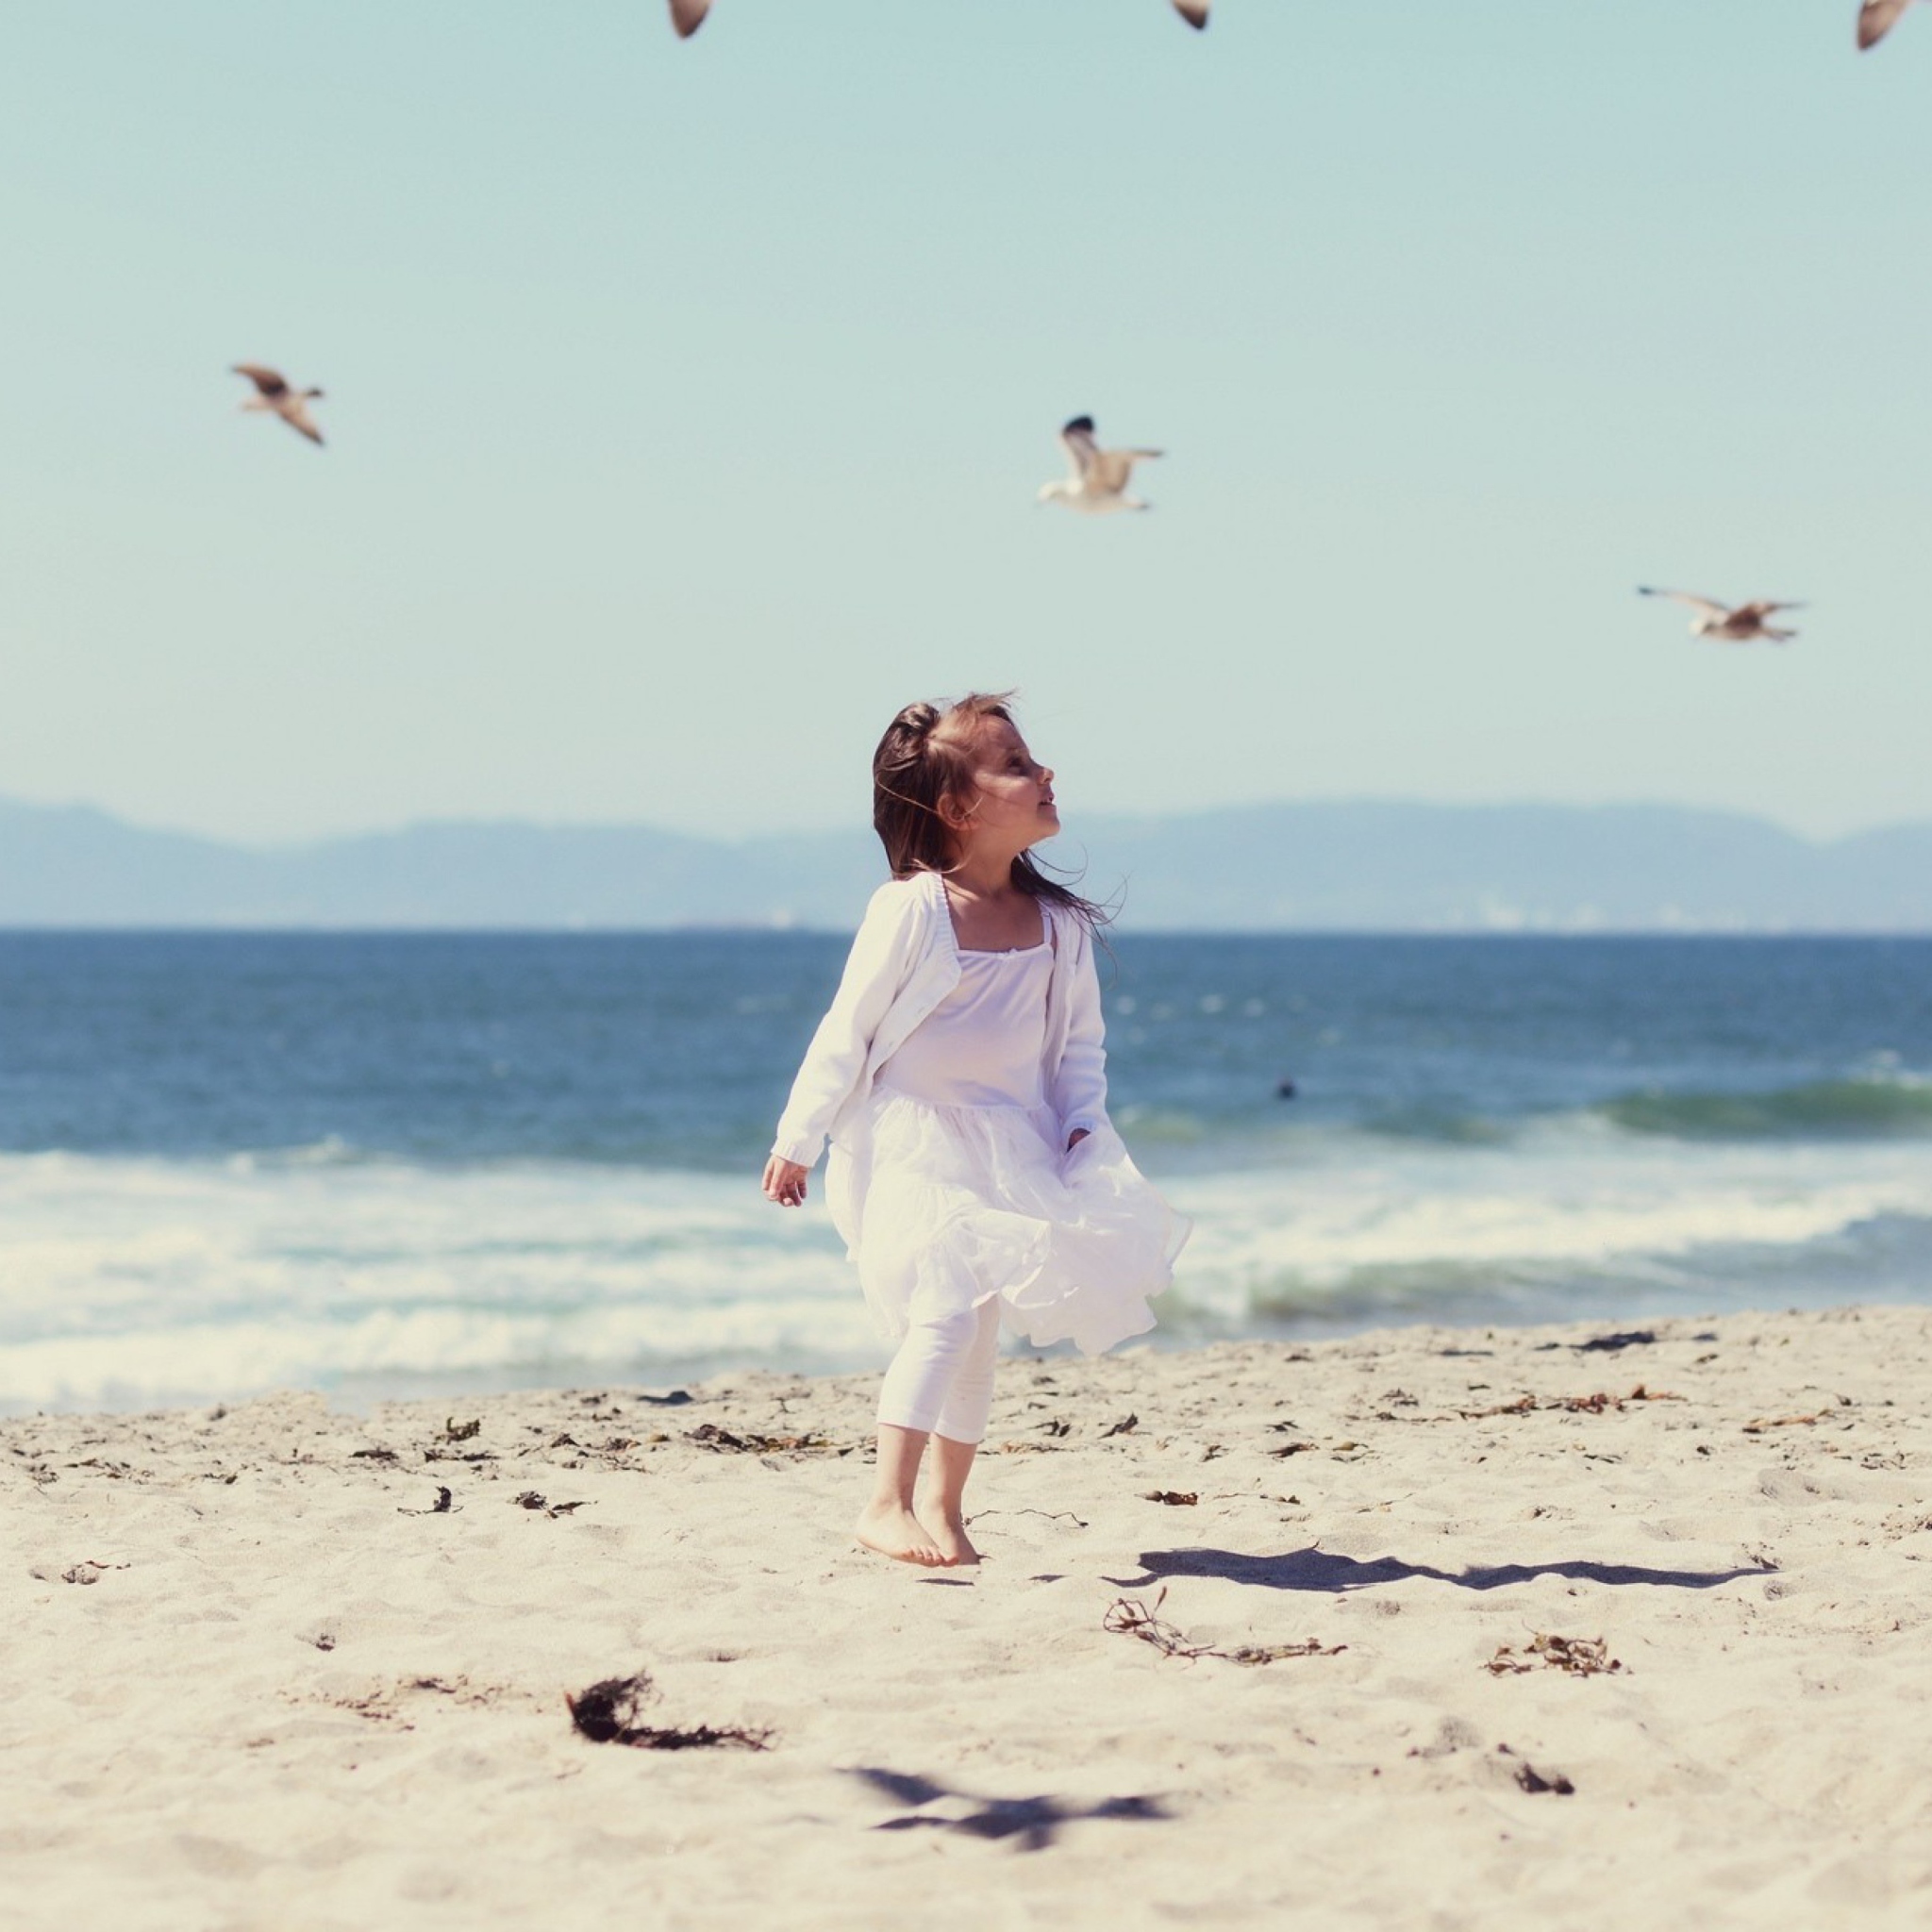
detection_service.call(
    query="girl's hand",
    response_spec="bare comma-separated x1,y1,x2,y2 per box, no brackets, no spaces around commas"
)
1066,1128,1090,1152
763,1155,809,1206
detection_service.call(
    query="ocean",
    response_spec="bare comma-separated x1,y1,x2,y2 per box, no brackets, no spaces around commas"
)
3,931,1929,1414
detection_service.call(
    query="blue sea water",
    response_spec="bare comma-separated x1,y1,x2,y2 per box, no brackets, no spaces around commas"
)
2,931,1929,1412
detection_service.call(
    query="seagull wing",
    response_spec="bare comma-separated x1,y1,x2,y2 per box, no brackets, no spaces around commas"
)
1638,587,1725,623
1733,600,1804,621
1091,448,1161,492
1060,417,1101,480
1173,0,1209,27
669,0,712,37
232,363,290,400
279,402,325,446
1858,0,1914,49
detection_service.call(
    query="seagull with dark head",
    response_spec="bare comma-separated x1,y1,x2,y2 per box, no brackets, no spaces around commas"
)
1638,587,1803,644
232,364,325,447
1039,416,1164,515
1858,0,1918,48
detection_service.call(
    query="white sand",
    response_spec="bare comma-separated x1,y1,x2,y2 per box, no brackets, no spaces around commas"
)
5,1306,1930,1930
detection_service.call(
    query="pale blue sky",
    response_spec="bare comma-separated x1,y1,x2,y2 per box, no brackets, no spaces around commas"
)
3,1,1928,845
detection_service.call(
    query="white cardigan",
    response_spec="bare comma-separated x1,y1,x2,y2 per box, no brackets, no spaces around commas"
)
771,869,1110,1174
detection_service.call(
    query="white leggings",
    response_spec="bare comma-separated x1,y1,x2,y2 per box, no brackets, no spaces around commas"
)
876,1297,1004,1444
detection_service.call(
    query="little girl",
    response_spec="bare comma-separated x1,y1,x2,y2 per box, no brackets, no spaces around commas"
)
761,693,1189,1568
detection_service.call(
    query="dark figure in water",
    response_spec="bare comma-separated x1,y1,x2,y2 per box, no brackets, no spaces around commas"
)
1276,1078,1297,1100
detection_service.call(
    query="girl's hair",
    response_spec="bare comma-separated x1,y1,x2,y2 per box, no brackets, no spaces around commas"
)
872,692,1108,927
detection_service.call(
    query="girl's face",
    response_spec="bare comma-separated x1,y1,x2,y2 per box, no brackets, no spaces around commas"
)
944,715,1058,855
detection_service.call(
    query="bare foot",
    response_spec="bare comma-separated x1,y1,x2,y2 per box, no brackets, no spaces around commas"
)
854,1501,947,1566
918,1510,981,1567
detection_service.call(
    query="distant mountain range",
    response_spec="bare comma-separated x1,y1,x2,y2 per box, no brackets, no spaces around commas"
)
4,794,1930,932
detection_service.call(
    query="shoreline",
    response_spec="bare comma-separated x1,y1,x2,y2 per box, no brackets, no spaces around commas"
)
6,1303,1930,1926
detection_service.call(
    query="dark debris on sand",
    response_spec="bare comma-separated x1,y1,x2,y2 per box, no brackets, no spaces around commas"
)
512,1491,591,1516
1458,1385,1683,1421
60,1559,128,1585
1103,1590,1343,1665
1486,1633,1624,1677
1499,1744,1576,1794
566,1671,772,1752
684,1423,827,1455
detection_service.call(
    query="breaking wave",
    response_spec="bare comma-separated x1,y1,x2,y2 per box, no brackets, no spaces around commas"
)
1598,1074,1932,1141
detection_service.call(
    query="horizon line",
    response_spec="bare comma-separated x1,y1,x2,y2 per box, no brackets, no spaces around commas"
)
4,921,1932,941
5,791,1927,854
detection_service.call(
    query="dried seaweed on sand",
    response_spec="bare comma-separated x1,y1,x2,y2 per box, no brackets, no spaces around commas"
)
1486,1633,1624,1677
1459,1385,1683,1420
685,1423,825,1455
60,1559,128,1585
566,1672,773,1751
1103,1590,1343,1665
512,1491,591,1516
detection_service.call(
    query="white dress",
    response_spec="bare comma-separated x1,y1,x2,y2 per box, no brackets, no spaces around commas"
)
855,938,1190,1356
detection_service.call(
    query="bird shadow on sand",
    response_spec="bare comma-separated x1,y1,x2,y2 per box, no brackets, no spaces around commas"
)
848,1767,1170,1851
1105,1546,1768,1594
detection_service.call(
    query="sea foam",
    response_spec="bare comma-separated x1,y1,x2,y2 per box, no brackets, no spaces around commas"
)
7,1126,1931,1411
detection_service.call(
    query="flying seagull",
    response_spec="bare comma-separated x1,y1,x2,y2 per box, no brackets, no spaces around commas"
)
232,364,325,447
1040,416,1163,515
1638,587,1803,644
1858,0,1916,47
669,0,1203,35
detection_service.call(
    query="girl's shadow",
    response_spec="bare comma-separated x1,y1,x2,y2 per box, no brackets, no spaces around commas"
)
1106,1545,1769,1593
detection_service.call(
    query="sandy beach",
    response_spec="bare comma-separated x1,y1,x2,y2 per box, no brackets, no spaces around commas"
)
5,1304,1929,1930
